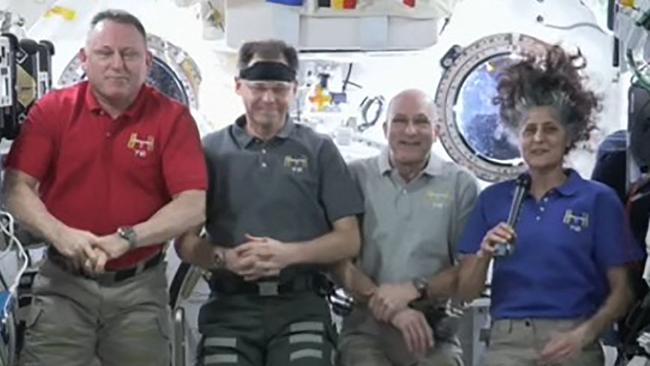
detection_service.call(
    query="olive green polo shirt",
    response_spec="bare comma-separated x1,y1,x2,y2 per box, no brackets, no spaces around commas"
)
341,148,479,345
351,148,479,283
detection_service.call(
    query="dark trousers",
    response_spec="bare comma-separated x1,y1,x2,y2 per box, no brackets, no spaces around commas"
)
196,291,337,366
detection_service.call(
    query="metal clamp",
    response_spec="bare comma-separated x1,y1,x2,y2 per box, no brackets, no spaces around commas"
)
258,281,279,296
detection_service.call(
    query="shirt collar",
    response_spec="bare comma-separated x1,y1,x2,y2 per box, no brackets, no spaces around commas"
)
85,81,147,119
516,168,582,199
554,169,582,196
377,147,443,177
232,114,294,147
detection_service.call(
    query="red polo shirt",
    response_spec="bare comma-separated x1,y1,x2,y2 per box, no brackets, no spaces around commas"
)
6,81,207,270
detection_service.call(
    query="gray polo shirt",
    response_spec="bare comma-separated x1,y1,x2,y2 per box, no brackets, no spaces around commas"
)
341,148,479,348
202,115,363,249
351,148,479,283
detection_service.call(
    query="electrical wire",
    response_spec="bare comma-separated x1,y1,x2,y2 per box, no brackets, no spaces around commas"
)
341,63,362,91
542,22,608,34
627,49,650,92
342,63,352,92
358,95,385,132
0,269,6,292
0,210,27,366
0,211,28,296
345,81,362,89
0,220,8,290
0,219,15,262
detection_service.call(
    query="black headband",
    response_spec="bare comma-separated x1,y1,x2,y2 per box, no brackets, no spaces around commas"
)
239,61,296,82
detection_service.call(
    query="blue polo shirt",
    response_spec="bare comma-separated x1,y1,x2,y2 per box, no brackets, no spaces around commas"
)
458,170,642,320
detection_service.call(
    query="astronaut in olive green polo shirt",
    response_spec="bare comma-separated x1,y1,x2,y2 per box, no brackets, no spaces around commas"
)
335,89,479,366
176,39,363,366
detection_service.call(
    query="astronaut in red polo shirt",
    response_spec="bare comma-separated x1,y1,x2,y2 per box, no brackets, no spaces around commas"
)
2,9,207,366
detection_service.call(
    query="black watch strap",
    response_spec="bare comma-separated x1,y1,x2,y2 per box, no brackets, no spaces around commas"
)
117,226,138,251
412,277,428,301
212,248,227,270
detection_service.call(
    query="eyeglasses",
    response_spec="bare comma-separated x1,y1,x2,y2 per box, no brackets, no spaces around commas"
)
240,80,294,97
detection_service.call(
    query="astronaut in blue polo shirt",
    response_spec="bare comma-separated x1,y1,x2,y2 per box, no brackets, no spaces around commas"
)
456,45,643,366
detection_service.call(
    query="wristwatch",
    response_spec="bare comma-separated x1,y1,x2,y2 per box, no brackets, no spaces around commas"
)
412,277,429,301
212,248,227,270
117,226,138,251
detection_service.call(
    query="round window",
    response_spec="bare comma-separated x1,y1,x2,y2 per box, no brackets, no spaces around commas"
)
435,33,547,182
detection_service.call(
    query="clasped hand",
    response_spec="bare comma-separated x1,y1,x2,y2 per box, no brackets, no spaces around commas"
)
222,234,298,281
52,226,132,276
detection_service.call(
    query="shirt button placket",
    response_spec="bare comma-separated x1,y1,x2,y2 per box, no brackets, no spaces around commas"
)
536,196,549,221
260,146,268,168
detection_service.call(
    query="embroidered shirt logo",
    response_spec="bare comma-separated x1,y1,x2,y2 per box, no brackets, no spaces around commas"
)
127,133,155,158
284,155,308,173
562,209,589,232
426,191,450,209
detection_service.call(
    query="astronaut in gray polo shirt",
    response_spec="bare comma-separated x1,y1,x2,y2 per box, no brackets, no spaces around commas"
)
335,89,479,366
176,40,363,366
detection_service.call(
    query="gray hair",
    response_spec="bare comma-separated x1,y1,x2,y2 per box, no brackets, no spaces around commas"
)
507,91,580,140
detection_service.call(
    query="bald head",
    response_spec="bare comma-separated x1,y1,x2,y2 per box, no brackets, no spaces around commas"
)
386,89,436,124
383,89,438,171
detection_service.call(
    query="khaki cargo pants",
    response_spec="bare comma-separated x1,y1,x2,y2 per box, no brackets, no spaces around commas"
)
339,331,463,366
485,319,604,366
19,258,171,366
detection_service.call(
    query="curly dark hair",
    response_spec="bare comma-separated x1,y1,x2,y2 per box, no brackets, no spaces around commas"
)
494,45,600,150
